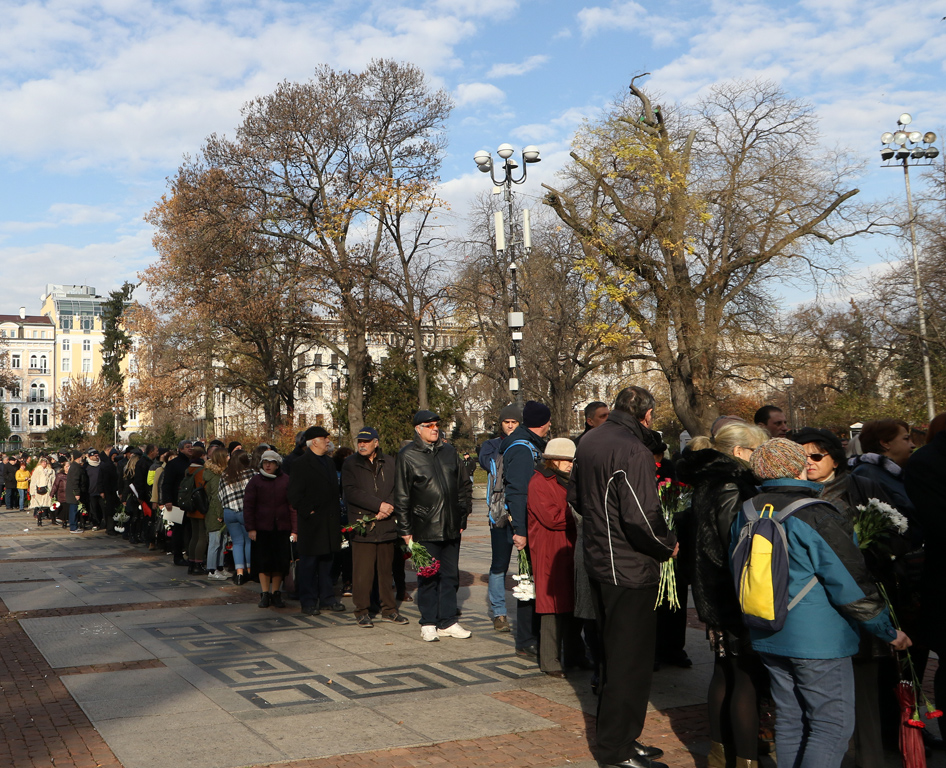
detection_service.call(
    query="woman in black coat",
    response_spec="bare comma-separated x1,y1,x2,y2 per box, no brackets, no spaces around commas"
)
677,422,768,768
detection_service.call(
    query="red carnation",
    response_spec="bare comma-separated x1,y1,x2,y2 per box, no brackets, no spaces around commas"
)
927,709,943,719
906,718,925,728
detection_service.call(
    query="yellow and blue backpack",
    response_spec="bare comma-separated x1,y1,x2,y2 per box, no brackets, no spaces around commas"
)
731,498,822,631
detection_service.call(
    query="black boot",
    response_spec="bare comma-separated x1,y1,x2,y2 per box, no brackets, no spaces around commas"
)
271,591,285,608
187,561,196,574
258,592,271,608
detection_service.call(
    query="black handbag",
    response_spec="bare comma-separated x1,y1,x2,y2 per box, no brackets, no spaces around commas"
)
36,486,48,495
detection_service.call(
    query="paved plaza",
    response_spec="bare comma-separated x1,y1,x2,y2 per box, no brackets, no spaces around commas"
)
0,499,931,768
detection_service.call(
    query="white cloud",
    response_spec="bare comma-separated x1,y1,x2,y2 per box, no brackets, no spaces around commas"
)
487,55,549,78
454,82,506,107
0,204,121,237
0,228,154,308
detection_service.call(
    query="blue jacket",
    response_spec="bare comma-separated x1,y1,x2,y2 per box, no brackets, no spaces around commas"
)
732,479,896,659
478,436,502,474
500,426,546,536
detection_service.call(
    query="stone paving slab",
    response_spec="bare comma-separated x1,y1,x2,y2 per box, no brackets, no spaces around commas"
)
20,613,158,667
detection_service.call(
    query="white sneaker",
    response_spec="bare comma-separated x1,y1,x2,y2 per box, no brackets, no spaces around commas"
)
219,569,234,578
436,623,472,639
420,626,440,642
207,571,228,580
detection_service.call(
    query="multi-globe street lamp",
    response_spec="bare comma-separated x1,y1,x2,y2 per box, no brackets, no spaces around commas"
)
473,144,541,406
880,114,939,421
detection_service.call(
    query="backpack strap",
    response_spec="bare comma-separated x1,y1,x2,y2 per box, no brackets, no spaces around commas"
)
740,498,761,521
788,576,820,610
502,439,541,462
774,497,839,522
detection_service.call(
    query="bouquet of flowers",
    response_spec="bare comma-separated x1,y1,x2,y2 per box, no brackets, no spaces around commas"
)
511,547,535,602
113,505,129,534
655,479,691,610
854,498,909,552
408,540,440,578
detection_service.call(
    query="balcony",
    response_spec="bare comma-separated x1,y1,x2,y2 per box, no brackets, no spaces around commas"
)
28,368,50,375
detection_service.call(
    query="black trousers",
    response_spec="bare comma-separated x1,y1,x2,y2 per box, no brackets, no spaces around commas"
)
416,538,460,629
88,495,106,528
352,540,396,617
592,580,658,765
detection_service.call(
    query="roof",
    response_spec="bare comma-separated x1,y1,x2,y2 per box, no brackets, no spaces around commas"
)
0,315,54,325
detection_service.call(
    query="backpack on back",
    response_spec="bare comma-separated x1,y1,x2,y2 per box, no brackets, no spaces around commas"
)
731,498,823,631
486,439,542,527
177,468,208,518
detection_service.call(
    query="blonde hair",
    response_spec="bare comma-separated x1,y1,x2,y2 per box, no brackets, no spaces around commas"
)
207,448,229,474
690,423,768,457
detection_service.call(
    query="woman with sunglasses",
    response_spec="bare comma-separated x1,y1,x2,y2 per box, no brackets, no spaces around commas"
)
792,426,903,768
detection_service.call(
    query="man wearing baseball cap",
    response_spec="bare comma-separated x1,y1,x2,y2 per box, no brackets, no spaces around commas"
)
394,410,472,642
341,427,408,628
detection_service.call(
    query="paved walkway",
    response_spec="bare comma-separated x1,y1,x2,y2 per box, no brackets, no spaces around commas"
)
0,501,935,768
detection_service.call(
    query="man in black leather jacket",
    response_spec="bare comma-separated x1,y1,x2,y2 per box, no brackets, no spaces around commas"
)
394,410,472,642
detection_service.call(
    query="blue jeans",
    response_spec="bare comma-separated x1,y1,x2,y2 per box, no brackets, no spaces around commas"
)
489,525,537,648
223,508,251,570
18,489,26,509
5,489,14,508
206,530,225,571
761,654,855,768
68,503,80,531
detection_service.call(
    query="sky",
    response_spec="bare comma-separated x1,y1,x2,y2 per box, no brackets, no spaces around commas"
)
1,0,944,312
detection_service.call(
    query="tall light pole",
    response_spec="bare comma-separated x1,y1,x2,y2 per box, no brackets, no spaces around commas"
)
782,374,795,431
474,143,541,406
880,114,939,422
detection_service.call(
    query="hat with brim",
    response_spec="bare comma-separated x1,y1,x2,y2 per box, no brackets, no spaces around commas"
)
543,437,576,461
260,450,283,464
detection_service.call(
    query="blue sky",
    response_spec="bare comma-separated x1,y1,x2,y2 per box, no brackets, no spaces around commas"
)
1,0,944,311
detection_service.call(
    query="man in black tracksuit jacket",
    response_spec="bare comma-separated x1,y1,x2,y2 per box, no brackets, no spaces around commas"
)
569,386,676,768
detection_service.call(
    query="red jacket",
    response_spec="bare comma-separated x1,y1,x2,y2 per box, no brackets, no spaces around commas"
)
527,467,576,614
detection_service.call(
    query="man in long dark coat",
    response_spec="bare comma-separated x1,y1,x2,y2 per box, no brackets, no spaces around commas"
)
287,426,344,615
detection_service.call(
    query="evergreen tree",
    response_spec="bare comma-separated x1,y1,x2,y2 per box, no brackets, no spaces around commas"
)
101,282,135,389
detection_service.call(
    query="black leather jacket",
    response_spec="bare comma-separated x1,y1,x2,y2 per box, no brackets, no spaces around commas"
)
676,448,759,630
394,433,472,542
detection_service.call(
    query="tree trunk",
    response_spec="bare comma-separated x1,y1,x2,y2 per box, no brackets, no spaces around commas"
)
345,325,368,444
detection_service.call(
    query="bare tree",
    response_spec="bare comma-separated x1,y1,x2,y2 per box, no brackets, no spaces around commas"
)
190,59,452,440
543,77,882,434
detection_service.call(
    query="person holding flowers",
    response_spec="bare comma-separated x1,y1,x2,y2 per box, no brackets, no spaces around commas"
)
526,437,578,678
28,455,55,527
394,410,472,643
677,422,768,768
569,385,676,768
905,412,946,746
342,426,408,629
734,438,912,768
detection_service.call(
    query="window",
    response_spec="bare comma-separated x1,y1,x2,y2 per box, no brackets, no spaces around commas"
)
39,355,48,373
40,409,49,427
10,409,19,428
32,331,37,339
313,353,323,366
28,409,34,427
80,316,93,331
29,354,37,369
41,331,46,339
330,353,339,366
128,407,137,421
60,316,73,330
82,339,91,352
29,383,46,402
297,381,308,398
313,382,324,398
62,339,70,352
62,357,71,373
82,358,92,373
11,354,20,369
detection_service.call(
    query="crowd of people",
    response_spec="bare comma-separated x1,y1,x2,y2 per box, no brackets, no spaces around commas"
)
3,391,943,768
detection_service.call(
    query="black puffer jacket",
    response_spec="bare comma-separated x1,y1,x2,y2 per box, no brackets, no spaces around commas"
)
394,433,472,542
568,409,676,588
3,461,16,490
676,448,758,630
342,451,397,543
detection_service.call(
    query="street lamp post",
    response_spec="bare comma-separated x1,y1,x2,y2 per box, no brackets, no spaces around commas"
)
880,114,939,422
474,144,541,406
266,377,279,438
783,374,795,431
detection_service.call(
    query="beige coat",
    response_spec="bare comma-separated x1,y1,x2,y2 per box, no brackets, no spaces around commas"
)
29,465,56,508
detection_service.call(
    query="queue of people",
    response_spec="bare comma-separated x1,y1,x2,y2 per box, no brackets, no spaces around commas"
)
5,395,943,768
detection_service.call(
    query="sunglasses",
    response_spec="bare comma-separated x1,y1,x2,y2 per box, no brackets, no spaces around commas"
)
806,453,829,462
